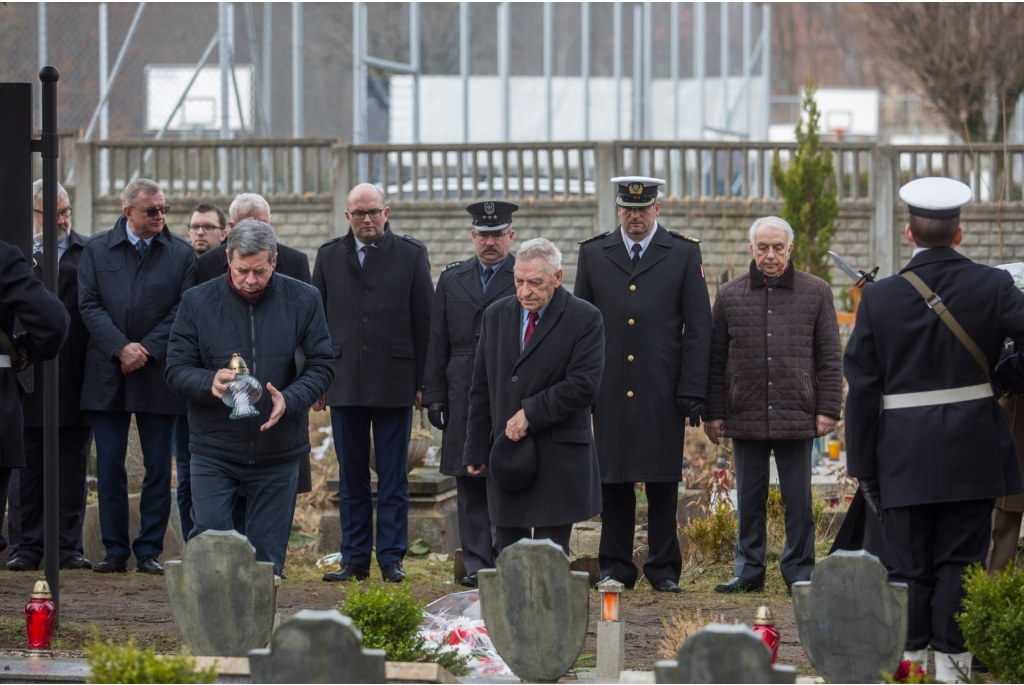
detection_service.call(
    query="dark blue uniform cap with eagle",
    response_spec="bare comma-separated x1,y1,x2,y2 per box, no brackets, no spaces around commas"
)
466,200,519,232
611,176,666,208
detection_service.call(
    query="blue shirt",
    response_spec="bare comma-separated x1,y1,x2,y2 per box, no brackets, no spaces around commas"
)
479,257,507,289
521,301,551,349
32,234,70,263
124,224,155,249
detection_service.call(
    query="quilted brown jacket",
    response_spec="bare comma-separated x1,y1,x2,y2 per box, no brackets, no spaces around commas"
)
706,261,843,439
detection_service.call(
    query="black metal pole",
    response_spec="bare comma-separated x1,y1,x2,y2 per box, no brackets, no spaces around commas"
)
38,65,60,621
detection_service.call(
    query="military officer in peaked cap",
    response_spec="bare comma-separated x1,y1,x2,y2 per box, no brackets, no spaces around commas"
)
845,177,1024,682
574,177,712,593
422,200,518,587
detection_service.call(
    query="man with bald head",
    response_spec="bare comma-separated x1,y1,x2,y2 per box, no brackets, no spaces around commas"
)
314,184,433,583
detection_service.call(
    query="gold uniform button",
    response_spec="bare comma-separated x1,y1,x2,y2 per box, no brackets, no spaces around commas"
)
629,284,636,291
628,318,635,325
627,355,634,361
627,391,634,397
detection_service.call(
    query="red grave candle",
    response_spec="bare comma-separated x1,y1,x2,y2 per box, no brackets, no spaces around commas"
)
752,605,780,664
25,580,56,650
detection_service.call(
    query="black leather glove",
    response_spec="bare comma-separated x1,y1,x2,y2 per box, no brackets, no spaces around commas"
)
859,476,883,522
9,332,31,372
676,396,705,428
427,402,448,431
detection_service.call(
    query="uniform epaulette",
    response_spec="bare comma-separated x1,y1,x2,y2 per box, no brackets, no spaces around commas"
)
402,234,426,248
442,260,463,273
669,230,701,243
320,236,341,247
578,232,609,245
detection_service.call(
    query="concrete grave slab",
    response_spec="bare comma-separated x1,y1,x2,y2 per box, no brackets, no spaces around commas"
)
654,623,796,684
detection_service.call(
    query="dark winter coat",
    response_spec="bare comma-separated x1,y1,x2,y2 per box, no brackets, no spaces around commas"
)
574,225,712,483
706,260,843,440
78,216,197,415
165,273,334,464
845,248,1024,507
22,230,90,427
196,242,311,285
463,287,605,528
0,239,69,468
312,224,433,407
422,255,516,477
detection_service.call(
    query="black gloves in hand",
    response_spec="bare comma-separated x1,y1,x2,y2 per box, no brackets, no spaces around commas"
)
676,396,705,428
859,476,883,522
427,402,448,431
8,332,31,372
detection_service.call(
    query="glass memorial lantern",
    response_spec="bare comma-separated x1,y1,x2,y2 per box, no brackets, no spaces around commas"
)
223,353,262,419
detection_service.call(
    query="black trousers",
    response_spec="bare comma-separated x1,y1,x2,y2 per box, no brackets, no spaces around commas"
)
733,438,816,585
11,426,92,563
883,498,994,653
0,467,13,552
599,481,681,587
456,475,494,575
494,523,573,557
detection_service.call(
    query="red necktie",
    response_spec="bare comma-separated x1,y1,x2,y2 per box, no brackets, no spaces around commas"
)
523,311,540,347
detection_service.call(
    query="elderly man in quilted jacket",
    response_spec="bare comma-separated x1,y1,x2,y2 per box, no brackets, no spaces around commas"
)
704,216,843,594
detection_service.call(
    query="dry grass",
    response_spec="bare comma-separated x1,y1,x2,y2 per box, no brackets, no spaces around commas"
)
658,608,738,660
293,409,339,539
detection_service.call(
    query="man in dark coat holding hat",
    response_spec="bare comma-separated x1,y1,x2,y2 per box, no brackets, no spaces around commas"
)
574,176,712,593
845,176,1024,682
423,200,518,587
463,238,604,556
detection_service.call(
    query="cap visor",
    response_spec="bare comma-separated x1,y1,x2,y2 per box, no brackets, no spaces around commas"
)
616,198,658,208
473,222,511,231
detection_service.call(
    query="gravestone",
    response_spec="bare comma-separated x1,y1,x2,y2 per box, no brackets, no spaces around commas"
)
478,539,590,683
792,550,908,684
654,623,796,684
164,530,276,656
248,609,386,684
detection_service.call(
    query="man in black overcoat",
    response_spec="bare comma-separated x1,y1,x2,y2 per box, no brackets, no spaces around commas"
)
845,177,1024,682
78,178,197,575
193,193,313,536
316,183,433,583
0,237,69,554
423,200,518,587
9,181,93,571
464,238,604,555
574,177,712,593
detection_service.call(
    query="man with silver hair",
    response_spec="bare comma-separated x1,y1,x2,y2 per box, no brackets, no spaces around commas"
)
78,178,196,575
464,237,605,555
705,215,842,594
166,219,334,576
7,180,92,571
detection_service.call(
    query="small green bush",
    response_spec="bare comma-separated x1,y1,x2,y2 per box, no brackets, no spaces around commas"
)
684,498,737,563
956,563,1024,683
341,582,470,676
85,638,215,684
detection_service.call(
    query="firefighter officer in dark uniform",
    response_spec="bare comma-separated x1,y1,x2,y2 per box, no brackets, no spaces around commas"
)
845,177,1024,683
423,200,517,587
574,177,712,593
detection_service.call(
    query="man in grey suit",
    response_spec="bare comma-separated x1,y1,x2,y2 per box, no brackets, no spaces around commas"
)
423,200,518,587
464,238,604,555
314,183,434,583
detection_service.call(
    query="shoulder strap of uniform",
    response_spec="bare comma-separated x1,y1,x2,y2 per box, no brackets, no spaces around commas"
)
901,271,989,379
578,232,609,245
668,230,701,243
442,260,463,273
402,234,425,248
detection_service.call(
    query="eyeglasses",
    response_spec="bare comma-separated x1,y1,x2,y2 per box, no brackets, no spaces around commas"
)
189,224,223,233
133,205,170,218
473,230,511,240
34,208,72,220
348,208,383,220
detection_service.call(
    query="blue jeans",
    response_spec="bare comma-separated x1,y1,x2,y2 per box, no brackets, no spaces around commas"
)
331,406,412,568
173,415,193,540
92,411,175,561
189,454,298,576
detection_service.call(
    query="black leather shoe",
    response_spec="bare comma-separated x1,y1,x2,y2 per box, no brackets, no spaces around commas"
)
59,555,93,570
460,574,478,588
652,578,682,593
322,563,370,582
6,555,39,572
93,555,128,573
714,576,764,593
136,556,164,575
381,561,407,583
596,574,636,590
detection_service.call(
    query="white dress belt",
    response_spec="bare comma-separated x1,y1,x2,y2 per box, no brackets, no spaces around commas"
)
0,355,10,369
882,382,993,410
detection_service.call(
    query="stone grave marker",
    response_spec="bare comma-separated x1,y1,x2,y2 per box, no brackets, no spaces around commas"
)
792,549,908,684
248,609,386,684
477,539,590,683
655,623,796,684
164,530,276,656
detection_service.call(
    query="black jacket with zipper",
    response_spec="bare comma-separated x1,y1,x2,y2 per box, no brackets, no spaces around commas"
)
165,272,334,464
